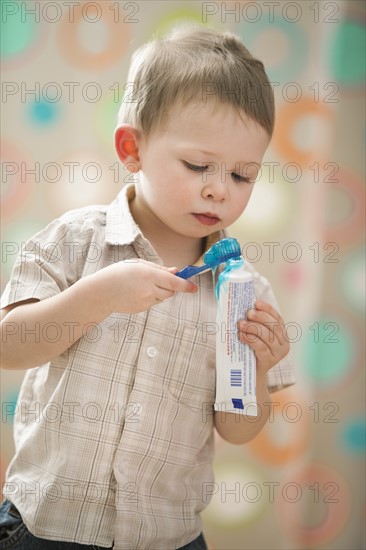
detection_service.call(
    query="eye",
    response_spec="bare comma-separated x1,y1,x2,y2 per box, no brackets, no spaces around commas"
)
231,172,251,183
183,161,209,172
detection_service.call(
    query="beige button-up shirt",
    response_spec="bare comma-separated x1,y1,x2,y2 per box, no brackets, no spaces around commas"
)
1,185,295,549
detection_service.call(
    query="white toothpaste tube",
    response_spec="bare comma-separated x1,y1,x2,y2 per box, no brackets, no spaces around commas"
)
214,258,258,416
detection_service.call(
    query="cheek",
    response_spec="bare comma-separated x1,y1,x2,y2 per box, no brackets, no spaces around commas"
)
165,173,195,200
235,186,253,207
229,187,254,218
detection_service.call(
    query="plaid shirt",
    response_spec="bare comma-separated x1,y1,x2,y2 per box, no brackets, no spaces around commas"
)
1,184,295,549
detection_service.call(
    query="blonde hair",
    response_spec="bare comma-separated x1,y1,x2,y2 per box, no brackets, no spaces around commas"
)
118,26,275,138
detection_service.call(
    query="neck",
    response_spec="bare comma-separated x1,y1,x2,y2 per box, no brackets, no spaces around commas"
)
151,233,204,269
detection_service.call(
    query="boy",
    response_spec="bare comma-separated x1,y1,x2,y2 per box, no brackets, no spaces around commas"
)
0,26,294,549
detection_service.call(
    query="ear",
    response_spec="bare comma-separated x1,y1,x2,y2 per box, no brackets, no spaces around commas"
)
114,124,141,173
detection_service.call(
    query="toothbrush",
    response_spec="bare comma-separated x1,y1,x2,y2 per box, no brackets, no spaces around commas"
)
176,237,241,279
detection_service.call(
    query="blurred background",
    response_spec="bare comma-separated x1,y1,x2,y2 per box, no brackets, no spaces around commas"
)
1,1,365,548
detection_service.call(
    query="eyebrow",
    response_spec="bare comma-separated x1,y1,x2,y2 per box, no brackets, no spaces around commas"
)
177,146,261,168
193,149,217,157
176,145,216,157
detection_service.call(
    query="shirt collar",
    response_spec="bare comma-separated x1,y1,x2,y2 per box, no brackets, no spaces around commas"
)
105,183,224,265
105,184,142,245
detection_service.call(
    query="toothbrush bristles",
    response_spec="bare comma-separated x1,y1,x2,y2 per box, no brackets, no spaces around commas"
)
204,237,241,267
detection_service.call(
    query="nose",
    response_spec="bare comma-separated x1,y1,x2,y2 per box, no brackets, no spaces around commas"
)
201,176,228,202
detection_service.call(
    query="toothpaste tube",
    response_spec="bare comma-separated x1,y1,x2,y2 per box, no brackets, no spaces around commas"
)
214,257,258,416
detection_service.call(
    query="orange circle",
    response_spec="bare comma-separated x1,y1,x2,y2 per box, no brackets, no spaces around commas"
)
273,97,333,167
322,165,365,249
277,463,351,547
246,388,310,466
58,3,131,70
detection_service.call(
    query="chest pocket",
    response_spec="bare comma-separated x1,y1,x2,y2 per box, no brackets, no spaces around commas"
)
165,322,216,410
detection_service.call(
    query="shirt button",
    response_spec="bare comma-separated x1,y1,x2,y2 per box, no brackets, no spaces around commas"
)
146,346,158,358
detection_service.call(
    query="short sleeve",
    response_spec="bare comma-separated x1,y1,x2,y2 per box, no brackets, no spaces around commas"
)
1,218,81,309
244,261,296,392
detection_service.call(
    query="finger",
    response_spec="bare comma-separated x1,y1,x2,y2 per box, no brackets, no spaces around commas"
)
156,271,198,294
154,287,175,301
253,301,285,325
240,328,274,360
122,259,197,292
246,310,286,346
248,302,287,342
239,320,290,362
238,321,278,354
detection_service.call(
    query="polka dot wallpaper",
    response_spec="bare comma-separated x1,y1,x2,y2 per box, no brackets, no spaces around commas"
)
1,1,365,549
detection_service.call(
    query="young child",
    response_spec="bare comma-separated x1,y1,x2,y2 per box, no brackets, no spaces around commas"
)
0,26,294,550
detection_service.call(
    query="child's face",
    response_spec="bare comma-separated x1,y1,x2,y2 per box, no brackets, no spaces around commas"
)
130,102,269,240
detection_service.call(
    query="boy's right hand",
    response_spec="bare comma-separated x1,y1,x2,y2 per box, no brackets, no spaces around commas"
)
91,259,198,315
0,260,197,370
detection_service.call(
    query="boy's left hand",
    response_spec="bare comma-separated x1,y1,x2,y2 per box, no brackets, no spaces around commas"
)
238,301,290,375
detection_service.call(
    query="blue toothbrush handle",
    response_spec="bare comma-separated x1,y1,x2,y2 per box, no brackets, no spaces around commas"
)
176,264,210,279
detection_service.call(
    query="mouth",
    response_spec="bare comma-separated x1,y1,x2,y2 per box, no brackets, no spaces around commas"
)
192,212,221,226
